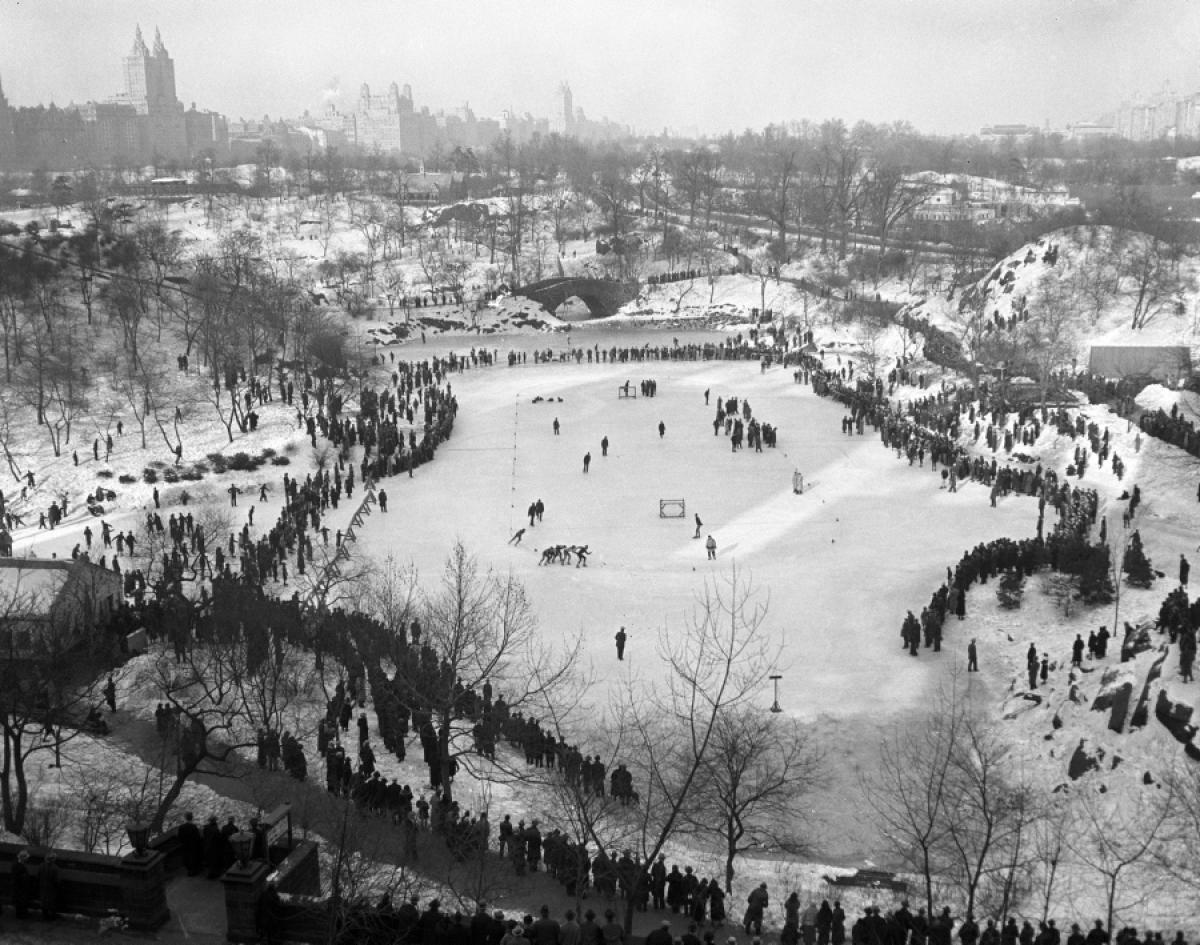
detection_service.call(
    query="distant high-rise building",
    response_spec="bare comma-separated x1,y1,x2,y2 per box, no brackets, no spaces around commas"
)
0,75,14,165
3,25,225,170
118,25,187,159
559,81,574,134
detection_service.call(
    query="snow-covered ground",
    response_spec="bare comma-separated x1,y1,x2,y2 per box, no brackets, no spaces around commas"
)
9,190,1200,928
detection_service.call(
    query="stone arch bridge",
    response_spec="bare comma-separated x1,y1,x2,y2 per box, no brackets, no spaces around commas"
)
512,278,638,318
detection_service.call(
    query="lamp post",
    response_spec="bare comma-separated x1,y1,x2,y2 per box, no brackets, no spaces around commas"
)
769,674,783,713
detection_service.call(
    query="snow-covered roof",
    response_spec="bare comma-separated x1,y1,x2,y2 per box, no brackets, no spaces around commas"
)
1088,345,1192,380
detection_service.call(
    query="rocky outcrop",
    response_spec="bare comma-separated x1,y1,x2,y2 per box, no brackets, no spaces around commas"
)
1155,690,1197,746
1091,667,1134,712
1108,682,1134,733
1130,651,1170,730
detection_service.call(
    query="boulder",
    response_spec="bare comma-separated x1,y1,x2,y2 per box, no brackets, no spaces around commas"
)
1146,649,1169,685
1108,682,1134,733
1121,624,1154,662
1068,739,1104,780
1154,690,1197,746
1091,666,1134,712
1130,651,1171,731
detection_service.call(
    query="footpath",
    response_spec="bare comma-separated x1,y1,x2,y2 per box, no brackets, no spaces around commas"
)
2,703,701,945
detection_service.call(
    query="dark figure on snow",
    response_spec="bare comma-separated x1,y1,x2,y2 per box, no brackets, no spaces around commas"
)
1181,555,1190,587
179,812,204,876
744,883,769,935
658,421,666,439
378,490,388,513
583,452,591,473
705,535,717,560
601,436,609,457
694,514,702,539
509,528,525,545
1072,635,1085,667
39,853,60,920
553,418,560,435
615,627,627,661
967,639,978,672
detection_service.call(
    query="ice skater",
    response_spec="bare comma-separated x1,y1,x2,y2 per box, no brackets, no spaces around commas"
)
508,528,525,545
693,513,702,539
705,535,717,560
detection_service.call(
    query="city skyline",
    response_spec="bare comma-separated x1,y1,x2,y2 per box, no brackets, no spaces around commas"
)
3,0,1199,139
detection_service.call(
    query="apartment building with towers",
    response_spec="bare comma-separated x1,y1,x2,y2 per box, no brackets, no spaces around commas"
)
0,26,227,170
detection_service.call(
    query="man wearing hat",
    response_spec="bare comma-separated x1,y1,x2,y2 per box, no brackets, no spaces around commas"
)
646,920,674,945
531,905,560,945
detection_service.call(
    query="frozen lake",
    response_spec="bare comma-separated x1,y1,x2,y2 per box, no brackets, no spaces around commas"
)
357,334,1037,723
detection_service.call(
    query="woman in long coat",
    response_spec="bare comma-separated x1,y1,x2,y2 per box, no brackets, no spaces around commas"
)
708,883,726,926
12,850,32,918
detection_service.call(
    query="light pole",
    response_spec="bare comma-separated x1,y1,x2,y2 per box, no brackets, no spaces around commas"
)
769,674,782,713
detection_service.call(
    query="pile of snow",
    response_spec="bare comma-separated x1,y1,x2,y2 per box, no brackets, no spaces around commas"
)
1135,383,1200,416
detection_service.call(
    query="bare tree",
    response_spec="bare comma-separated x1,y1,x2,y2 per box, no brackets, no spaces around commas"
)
391,542,578,804
861,165,931,288
941,711,1039,917
363,553,421,652
861,685,962,915
750,129,803,253
854,316,890,383
1023,273,1079,409
140,623,319,833
681,707,825,893
1114,230,1194,331
620,566,780,933
0,575,117,834
1065,779,1174,935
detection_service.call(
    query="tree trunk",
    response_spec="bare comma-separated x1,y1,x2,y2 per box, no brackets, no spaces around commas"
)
1,725,29,835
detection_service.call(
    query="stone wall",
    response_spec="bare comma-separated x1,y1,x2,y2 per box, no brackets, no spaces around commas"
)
0,841,168,929
273,840,320,897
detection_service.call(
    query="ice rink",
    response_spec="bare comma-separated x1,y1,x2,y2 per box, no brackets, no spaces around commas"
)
356,344,1039,723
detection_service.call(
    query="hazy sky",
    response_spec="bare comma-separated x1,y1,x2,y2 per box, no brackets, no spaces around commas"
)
2,0,1198,137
